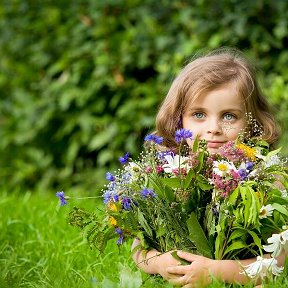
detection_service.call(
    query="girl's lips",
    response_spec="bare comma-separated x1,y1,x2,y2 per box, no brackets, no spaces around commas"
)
207,141,225,148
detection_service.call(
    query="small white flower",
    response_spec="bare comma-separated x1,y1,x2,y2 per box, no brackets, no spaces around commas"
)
125,162,143,182
264,154,281,168
162,154,190,174
212,160,236,177
241,256,283,279
259,204,274,219
263,230,288,257
281,189,288,198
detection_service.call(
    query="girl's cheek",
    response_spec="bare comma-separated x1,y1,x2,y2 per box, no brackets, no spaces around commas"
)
186,138,193,148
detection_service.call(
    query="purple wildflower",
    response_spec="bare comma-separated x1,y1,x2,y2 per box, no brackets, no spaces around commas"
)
144,134,163,145
246,162,254,171
157,150,175,160
115,228,124,245
119,152,130,165
174,129,193,143
121,196,132,210
56,191,68,206
106,172,115,182
140,188,156,198
238,169,247,180
103,193,110,205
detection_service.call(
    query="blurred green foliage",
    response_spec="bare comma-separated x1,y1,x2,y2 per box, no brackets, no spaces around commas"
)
0,0,287,192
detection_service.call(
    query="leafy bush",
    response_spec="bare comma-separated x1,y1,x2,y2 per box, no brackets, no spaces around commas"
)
0,0,287,192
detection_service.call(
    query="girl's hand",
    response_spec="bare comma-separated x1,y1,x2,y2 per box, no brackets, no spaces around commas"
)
131,238,182,280
151,251,183,280
166,251,216,287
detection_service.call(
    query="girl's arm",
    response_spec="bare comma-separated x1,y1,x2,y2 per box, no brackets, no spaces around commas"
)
131,238,181,280
166,251,285,287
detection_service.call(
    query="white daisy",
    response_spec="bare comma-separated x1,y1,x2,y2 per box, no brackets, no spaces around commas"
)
212,160,236,177
263,230,288,258
241,256,283,279
259,204,274,219
162,154,189,174
125,162,143,182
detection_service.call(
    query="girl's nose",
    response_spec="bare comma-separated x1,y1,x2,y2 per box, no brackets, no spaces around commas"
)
207,119,222,135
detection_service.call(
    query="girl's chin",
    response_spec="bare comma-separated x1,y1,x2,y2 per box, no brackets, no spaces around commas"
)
207,147,221,154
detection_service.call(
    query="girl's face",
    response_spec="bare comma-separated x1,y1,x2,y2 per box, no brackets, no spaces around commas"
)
182,83,247,153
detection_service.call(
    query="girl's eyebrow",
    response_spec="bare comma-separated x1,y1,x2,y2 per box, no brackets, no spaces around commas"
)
188,107,244,113
186,106,246,114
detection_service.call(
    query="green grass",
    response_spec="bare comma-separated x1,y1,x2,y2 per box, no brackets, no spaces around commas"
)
0,190,170,288
1,190,288,288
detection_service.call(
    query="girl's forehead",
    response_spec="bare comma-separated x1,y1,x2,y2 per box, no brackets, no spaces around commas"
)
184,83,246,111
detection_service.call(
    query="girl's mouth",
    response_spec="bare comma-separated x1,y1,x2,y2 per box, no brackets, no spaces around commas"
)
207,141,225,148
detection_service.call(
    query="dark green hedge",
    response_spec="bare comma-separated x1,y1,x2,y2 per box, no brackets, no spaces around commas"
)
0,0,287,192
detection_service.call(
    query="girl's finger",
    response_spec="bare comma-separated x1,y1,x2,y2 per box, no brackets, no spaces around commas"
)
177,251,199,262
167,264,190,275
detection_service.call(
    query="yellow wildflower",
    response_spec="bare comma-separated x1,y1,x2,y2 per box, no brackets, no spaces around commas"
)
107,202,119,212
109,216,117,226
237,143,256,161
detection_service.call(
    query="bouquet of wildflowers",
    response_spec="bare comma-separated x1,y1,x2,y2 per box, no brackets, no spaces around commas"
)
60,128,288,280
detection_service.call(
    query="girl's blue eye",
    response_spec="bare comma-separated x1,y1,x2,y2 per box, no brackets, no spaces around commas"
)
223,113,236,121
193,112,205,119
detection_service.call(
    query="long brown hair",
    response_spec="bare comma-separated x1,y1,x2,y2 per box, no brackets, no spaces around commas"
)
155,48,280,148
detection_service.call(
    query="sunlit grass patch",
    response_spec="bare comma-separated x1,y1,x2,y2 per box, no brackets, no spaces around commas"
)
1,190,288,287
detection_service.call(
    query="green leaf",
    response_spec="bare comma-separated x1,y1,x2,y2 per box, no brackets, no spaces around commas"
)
184,169,195,189
171,251,191,265
192,135,200,152
228,186,240,206
137,209,153,237
149,177,166,199
162,177,182,188
246,230,262,250
228,229,246,242
272,203,288,217
223,241,247,256
196,174,212,190
186,212,212,258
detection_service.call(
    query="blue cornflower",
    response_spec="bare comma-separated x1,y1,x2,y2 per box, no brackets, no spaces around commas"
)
119,152,130,165
140,188,156,198
115,228,124,245
103,192,111,205
144,134,163,145
102,181,118,204
121,196,132,210
121,172,132,183
106,172,115,181
157,150,175,160
238,169,247,180
56,191,68,206
174,129,193,143
246,162,254,171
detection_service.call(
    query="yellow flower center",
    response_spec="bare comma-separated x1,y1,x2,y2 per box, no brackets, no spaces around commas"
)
260,209,266,216
218,163,228,171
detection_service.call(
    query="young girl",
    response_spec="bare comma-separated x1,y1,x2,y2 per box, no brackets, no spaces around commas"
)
131,48,283,287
